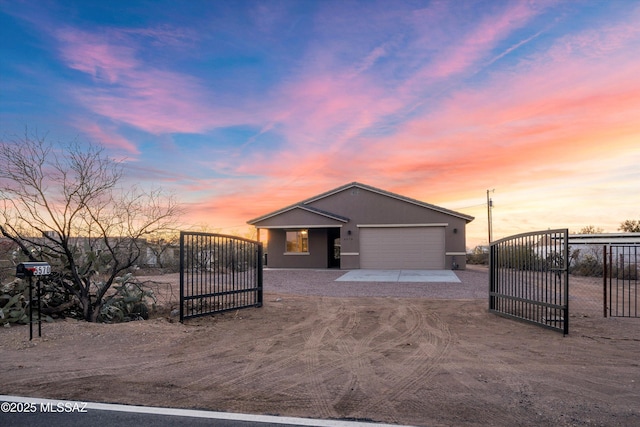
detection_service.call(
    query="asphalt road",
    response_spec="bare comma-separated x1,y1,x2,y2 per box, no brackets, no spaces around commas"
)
0,396,409,427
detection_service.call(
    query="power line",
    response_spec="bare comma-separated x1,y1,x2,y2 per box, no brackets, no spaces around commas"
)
453,202,487,211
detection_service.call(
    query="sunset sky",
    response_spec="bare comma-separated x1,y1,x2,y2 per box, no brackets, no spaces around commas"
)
1,0,639,249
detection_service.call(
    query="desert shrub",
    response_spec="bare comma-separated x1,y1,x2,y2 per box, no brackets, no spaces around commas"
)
494,244,540,270
96,273,156,323
1,272,156,325
466,252,488,265
0,278,53,327
0,279,29,326
611,264,638,280
570,254,603,277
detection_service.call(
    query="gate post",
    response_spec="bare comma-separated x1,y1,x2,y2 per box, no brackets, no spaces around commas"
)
563,230,569,336
179,231,184,322
488,243,495,311
257,243,263,307
603,245,607,318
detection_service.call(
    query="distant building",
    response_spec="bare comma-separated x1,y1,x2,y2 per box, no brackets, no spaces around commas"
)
568,233,640,264
568,233,640,246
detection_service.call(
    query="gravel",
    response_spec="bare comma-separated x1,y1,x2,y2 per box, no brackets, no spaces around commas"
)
263,266,489,299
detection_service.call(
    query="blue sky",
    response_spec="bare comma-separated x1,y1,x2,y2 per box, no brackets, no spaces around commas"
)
1,0,639,247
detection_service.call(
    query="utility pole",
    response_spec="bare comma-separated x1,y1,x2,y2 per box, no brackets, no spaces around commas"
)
487,189,494,244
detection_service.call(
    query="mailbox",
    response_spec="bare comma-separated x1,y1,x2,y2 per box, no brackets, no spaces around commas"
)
16,262,51,340
16,262,51,278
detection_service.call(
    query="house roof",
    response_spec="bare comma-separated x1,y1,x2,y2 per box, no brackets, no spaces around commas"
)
250,204,350,224
247,182,475,225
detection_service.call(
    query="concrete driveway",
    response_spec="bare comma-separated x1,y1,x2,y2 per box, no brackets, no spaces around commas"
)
335,270,461,283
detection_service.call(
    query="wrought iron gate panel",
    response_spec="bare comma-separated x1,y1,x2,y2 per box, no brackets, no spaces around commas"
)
604,245,639,318
489,229,569,334
180,232,263,322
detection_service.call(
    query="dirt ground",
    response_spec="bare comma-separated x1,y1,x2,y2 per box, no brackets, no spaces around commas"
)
1,269,639,426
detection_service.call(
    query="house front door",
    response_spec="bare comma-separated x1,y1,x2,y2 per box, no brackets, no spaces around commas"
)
327,228,341,268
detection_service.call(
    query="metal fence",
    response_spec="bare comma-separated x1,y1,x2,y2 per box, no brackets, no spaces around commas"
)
604,245,639,318
180,232,263,322
489,229,569,334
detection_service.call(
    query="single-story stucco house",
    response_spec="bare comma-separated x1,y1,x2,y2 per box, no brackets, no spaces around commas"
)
247,182,474,270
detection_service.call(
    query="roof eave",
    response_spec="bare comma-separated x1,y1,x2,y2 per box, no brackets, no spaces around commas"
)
247,204,349,225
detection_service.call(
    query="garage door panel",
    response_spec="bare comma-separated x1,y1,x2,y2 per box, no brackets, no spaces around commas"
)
360,227,444,269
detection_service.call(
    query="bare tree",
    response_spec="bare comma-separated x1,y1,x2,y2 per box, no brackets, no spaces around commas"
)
0,132,182,321
145,231,180,270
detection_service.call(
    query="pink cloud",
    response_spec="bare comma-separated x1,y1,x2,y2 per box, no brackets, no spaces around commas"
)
403,1,546,89
121,161,201,185
265,71,405,152
547,20,640,61
55,28,247,135
71,120,140,155
56,28,138,83
76,69,241,134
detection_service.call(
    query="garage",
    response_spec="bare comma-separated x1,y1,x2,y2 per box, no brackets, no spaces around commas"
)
359,226,445,269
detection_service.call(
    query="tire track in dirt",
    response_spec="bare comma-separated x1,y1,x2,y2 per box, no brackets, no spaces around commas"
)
358,303,453,417
9,297,450,422
261,299,453,421
271,299,455,422
300,300,349,419
182,297,351,415
306,299,399,418
331,328,396,419
207,297,363,419
326,303,425,421
2,323,176,389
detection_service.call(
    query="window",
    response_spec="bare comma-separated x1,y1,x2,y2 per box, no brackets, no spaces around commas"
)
286,230,309,253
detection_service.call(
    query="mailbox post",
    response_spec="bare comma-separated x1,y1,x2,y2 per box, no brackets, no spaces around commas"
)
16,262,51,340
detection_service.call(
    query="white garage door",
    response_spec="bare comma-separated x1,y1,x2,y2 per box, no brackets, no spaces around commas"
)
359,227,445,269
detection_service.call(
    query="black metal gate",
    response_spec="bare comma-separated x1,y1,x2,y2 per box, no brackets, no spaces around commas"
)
489,229,569,334
604,245,639,318
180,232,263,322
